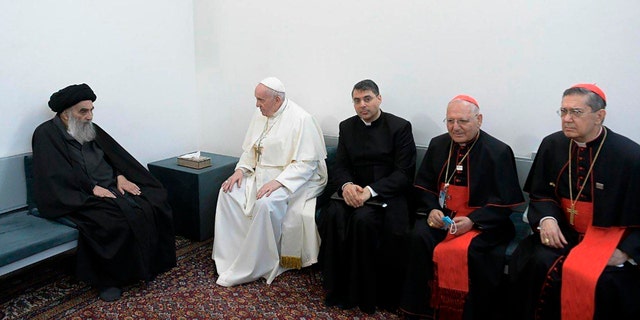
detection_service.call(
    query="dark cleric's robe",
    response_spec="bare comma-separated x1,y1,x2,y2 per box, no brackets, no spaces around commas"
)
400,130,524,319
509,127,640,320
32,117,176,287
318,111,416,313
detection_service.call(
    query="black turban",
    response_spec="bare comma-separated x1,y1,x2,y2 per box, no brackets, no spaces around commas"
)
48,83,97,113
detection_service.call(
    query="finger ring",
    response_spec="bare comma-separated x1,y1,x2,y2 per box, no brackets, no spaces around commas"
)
544,238,550,244
428,221,434,227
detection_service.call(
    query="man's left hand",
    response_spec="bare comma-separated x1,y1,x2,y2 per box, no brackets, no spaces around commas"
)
257,180,283,199
451,216,474,235
608,248,630,266
117,175,141,195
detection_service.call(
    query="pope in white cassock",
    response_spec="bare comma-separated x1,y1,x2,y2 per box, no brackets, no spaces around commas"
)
212,77,328,287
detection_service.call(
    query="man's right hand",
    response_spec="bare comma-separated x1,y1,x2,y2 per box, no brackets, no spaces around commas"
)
93,185,116,198
427,209,445,229
539,218,568,248
222,169,244,193
342,183,367,208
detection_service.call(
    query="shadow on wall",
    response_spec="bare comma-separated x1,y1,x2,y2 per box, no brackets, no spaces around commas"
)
410,112,443,147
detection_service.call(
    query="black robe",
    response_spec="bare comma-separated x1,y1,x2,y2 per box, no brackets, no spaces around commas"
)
509,127,640,319
318,111,416,313
400,130,524,319
32,118,176,288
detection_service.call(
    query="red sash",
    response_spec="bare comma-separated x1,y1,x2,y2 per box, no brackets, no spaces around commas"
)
432,184,480,319
560,199,625,320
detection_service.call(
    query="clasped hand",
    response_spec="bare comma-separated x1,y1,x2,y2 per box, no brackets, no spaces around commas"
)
342,184,371,208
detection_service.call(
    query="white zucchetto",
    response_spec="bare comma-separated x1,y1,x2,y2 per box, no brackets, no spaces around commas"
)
259,77,286,93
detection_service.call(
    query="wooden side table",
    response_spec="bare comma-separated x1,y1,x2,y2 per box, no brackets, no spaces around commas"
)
148,152,238,241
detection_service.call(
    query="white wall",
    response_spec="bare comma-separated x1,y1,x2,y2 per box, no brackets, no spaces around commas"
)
195,0,640,158
0,1,198,165
3,1,638,163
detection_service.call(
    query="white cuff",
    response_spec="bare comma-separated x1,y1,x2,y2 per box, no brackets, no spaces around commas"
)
537,216,558,230
366,186,378,198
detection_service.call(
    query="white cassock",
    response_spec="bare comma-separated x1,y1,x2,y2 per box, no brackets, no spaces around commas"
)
212,99,327,287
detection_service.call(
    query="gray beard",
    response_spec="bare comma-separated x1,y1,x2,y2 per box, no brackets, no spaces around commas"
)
67,115,96,144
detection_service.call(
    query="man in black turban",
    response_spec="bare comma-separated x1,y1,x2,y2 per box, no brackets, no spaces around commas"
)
48,83,97,113
32,83,176,301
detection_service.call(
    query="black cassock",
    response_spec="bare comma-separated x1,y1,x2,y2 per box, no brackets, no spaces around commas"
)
318,112,416,312
32,118,176,288
509,128,640,320
400,130,523,319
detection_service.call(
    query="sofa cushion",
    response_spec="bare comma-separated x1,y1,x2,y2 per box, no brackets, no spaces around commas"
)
0,210,78,266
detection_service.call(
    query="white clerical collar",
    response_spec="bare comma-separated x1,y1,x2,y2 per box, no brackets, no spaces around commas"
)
270,98,288,119
360,109,382,126
573,126,603,148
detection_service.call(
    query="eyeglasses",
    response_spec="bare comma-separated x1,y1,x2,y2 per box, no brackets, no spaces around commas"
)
556,107,594,118
443,115,477,126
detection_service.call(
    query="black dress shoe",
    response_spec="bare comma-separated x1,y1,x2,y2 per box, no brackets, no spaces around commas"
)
338,301,356,310
379,303,398,313
99,286,122,302
359,304,375,315
324,293,341,307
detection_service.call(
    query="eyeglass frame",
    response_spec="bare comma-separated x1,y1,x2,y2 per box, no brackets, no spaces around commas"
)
443,114,479,126
556,107,596,118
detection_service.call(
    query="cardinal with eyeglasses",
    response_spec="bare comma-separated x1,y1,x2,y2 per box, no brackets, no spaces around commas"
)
400,94,524,320
509,83,640,319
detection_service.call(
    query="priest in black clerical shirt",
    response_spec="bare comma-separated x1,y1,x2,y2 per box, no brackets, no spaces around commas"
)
32,83,176,302
318,79,416,315
509,83,640,319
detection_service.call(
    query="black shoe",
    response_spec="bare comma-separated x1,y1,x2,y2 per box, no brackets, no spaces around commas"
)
324,293,341,307
359,304,375,315
99,287,122,302
379,303,398,313
338,301,356,310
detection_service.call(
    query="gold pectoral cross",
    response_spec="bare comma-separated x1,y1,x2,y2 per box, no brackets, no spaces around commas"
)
254,144,263,161
567,206,578,225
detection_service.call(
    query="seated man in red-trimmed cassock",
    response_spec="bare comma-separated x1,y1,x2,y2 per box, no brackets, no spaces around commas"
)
508,83,640,319
400,94,524,320
32,83,176,302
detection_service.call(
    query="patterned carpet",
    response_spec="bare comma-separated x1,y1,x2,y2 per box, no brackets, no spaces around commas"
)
0,237,401,319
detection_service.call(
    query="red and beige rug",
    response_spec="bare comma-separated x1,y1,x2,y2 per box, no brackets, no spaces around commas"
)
0,238,400,319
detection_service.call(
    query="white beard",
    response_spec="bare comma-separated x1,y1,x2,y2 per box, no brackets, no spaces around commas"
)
67,115,96,144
